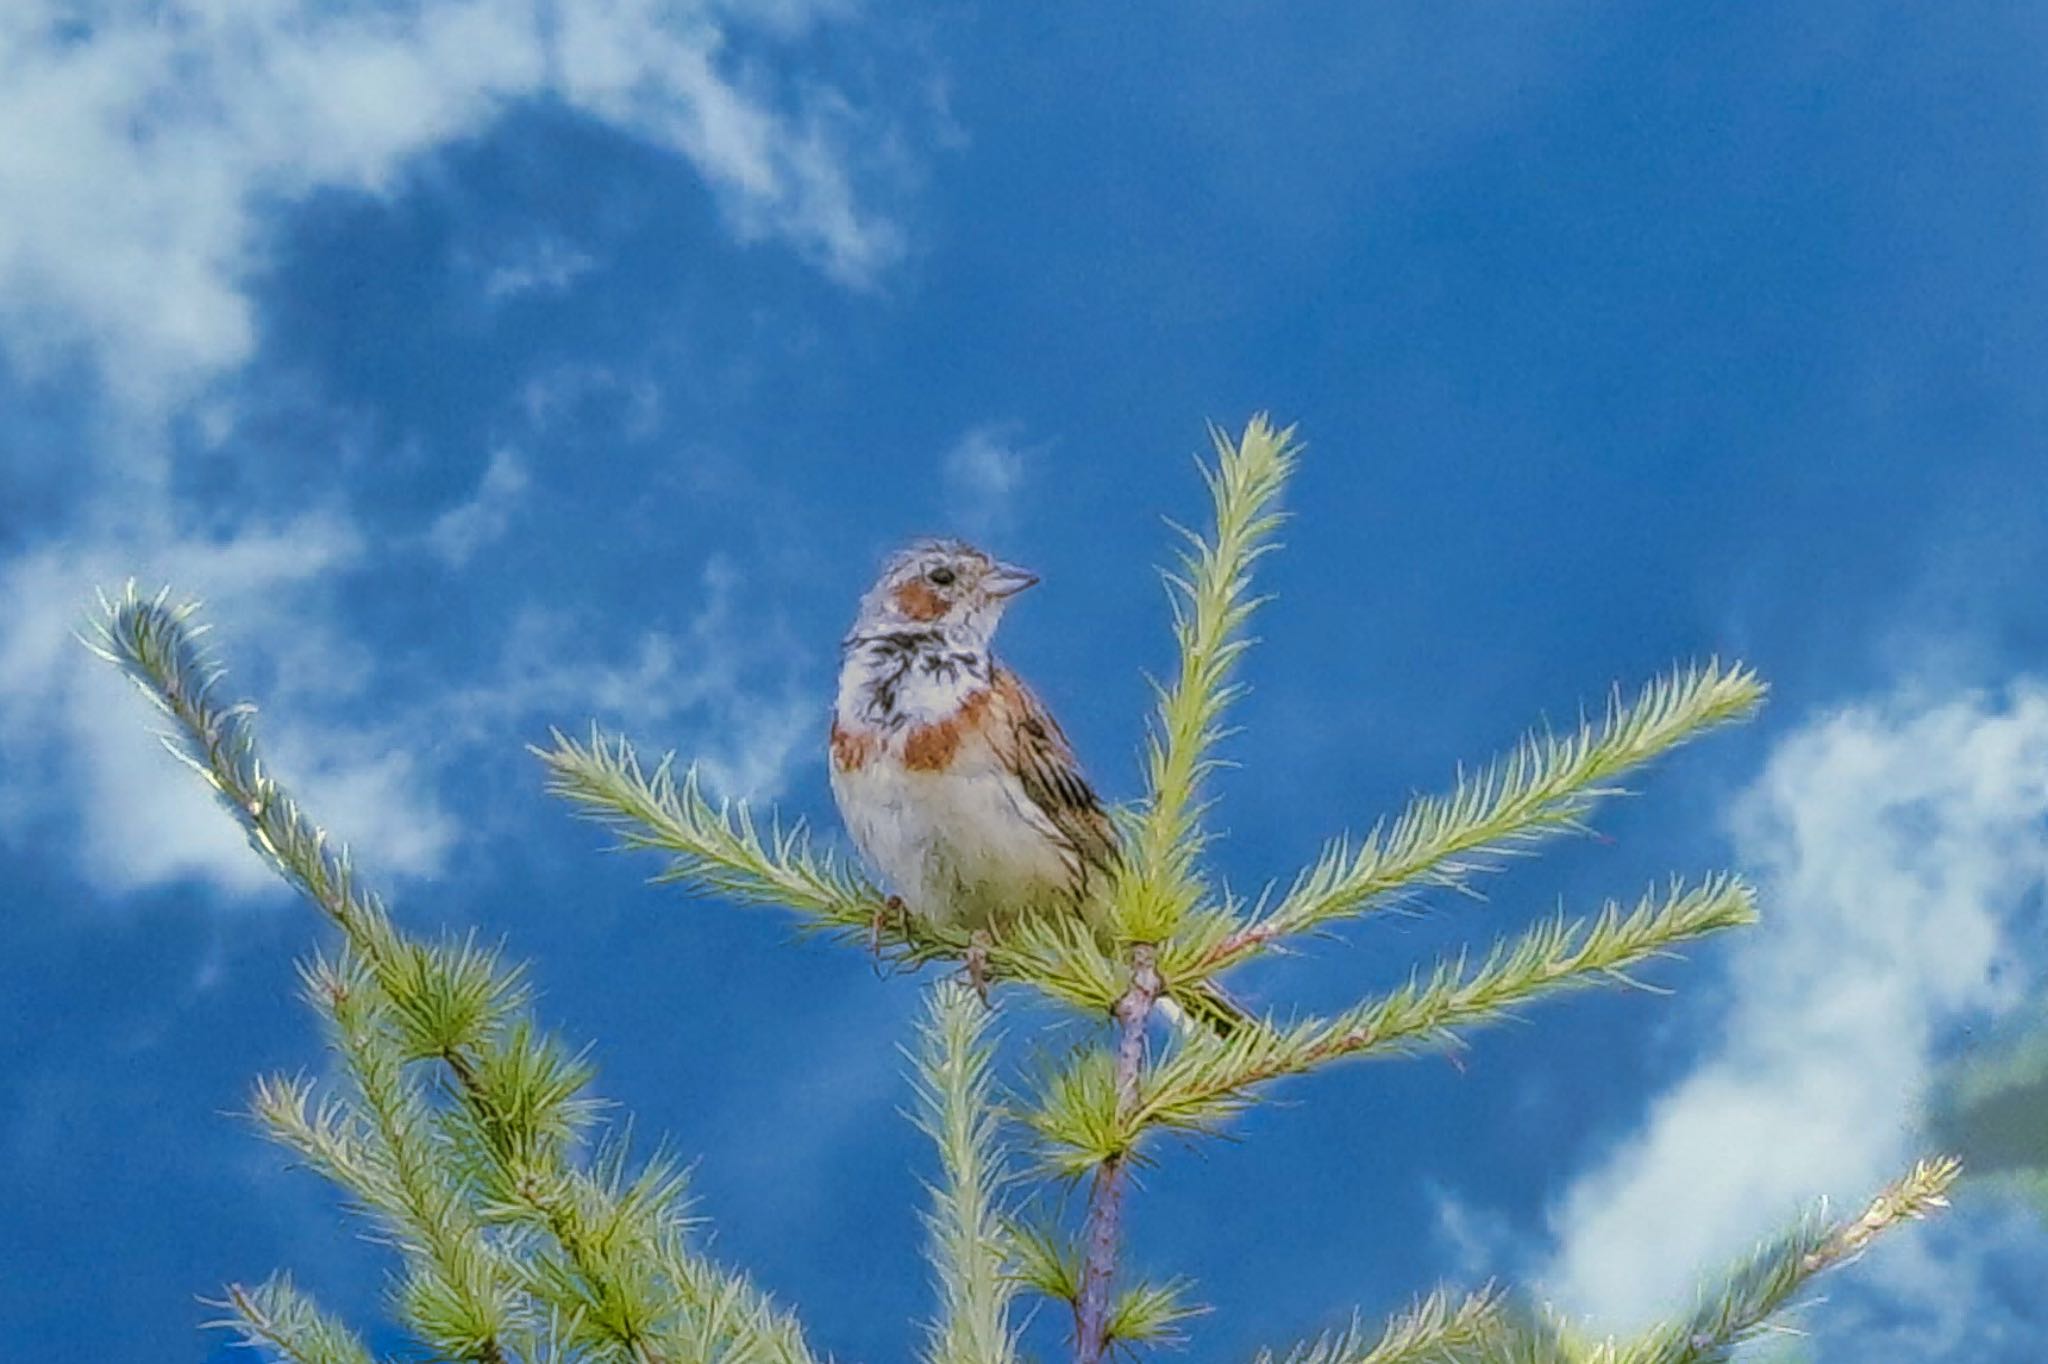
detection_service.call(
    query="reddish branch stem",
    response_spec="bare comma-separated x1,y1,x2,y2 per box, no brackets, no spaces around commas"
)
1202,918,1283,974
1075,945,1160,1364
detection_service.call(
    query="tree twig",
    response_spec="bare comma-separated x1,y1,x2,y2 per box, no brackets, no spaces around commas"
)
1076,945,1161,1364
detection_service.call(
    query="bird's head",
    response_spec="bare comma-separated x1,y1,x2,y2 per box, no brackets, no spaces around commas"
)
851,538,1037,647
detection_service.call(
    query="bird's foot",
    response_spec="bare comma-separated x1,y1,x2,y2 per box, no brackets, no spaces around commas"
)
965,931,993,1007
870,895,906,970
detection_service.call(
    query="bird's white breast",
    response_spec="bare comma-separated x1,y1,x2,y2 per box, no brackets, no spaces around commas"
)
831,754,1071,930
830,646,1074,930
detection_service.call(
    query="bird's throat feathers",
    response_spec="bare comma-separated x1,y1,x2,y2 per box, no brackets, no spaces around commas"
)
834,631,995,754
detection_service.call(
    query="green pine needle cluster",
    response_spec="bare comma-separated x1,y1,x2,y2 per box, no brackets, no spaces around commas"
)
1250,1157,1956,1364
1240,659,1767,963
1617,1156,1959,1364
1121,415,1298,940
915,983,1021,1364
212,1276,378,1364
1006,1219,1203,1352
1258,1288,1506,1364
538,736,877,933
92,415,1957,1364
91,585,815,1364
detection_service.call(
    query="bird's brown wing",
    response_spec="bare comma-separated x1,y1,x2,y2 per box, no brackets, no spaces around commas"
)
988,665,1121,888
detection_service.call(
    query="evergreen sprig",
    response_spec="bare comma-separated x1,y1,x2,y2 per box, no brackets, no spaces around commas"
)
1258,1287,1507,1364
90,584,817,1364
1218,662,1766,971
537,733,881,934
914,982,1021,1364
1364,1158,1964,1364
311,952,524,1361
1617,1156,1960,1364
1104,1275,1207,1348
1120,415,1299,940
213,1276,378,1364
538,727,1135,1014
1030,877,1755,1172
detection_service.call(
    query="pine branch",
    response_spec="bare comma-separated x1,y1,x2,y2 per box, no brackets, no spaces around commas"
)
1467,1312,1586,1364
1145,877,1753,1137
305,953,522,1362
915,982,1021,1364
249,1073,391,1211
538,726,1132,1016
1207,663,1765,973
537,728,882,936
1061,417,1296,1361
1034,878,1754,1170
90,585,820,1364
1003,1237,1205,1359
210,1276,376,1364
86,586,410,967
1616,1157,1960,1364
1258,1287,1508,1364
1427,1162,1963,1364
1008,1217,1086,1307
1122,414,1300,940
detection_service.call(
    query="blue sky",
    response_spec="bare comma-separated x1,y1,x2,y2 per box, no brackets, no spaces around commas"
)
4,2,2048,1359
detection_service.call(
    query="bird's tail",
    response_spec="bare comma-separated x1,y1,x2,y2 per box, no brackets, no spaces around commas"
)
1156,978,1253,1040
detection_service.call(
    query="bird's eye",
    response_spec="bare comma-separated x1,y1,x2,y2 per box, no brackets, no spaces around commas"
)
926,565,957,587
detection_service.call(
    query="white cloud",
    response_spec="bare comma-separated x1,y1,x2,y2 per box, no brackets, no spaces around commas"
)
1429,1182,1516,1285
520,362,663,439
427,448,530,565
0,0,905,415
554,0,902,284
477,236,598,302
1540,682,2048,1333
940,424,1029,538
0,0,540,410
703,0,860,41
0,515,457,899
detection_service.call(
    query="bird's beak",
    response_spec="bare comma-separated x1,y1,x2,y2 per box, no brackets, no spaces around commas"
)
985,562,1039,599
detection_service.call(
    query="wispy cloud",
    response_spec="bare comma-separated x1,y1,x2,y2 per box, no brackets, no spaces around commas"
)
940,424,1030,539
427,449,531,566
1540,680,2048,1335
476,236,599,303
555,0,903,286
520,363,663,440
445,554,816,800
1428,1182,1516,1286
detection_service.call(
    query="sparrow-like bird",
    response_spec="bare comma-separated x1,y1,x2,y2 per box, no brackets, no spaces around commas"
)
829,538,1242,1033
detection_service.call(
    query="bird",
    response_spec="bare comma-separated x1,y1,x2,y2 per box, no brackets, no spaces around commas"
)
828,537,1244,1035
